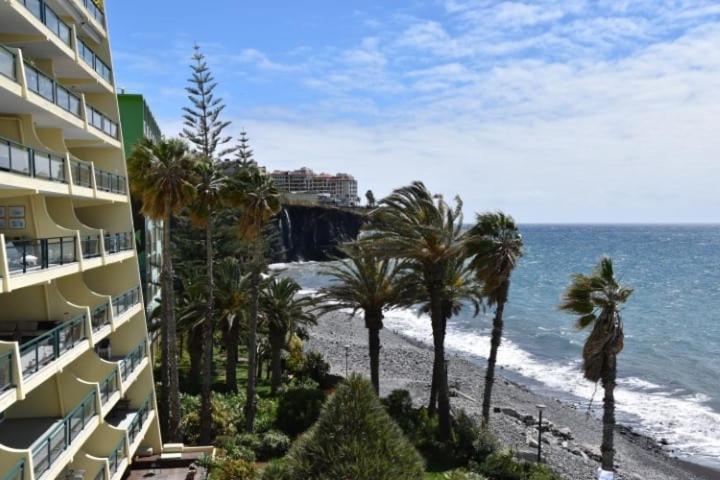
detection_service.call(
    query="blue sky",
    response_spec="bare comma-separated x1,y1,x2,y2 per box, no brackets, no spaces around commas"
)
107,1,720,223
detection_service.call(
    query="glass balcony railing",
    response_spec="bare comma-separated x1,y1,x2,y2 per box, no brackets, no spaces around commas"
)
5,236,78,275
78,40,112,84
0,350,13,393
0,45,16,80
70,158,93,188
0,137,67,183
82,0,105,27
108,436,125,477
82,234,102,259
128,393,153,445
99,369,118,404
95,168,126,195
20,0,72,46
31,389,97,478
119,339,146,381
112,286,141,318
104,232,133,255
87,106,118,139
3,460,24,480
24,63,82,117
93,467,106,480
91,302,110,331
19,314,86,378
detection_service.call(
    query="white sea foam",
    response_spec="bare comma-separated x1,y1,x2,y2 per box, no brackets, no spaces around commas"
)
381,307,720,461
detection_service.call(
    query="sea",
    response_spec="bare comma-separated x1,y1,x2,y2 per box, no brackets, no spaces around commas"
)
273,224,720,468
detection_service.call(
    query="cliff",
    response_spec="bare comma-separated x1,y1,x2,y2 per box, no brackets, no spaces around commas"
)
271,204,367,262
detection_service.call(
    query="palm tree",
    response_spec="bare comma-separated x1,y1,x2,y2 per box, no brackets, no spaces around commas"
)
465,212,524,426
187,159,228,444
559,257,633,475
317,243,410,395
364,182,467,440
228,166,281,431
214,257,251,393
127,137,197,442
260,277,316,394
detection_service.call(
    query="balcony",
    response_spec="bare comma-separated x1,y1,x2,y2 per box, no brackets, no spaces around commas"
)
15,314,86,380
90,300,110,332
24,62,82,118
30,389,97,478
95,168,126,195
0,351,12,394
112,287,141,319
18,0,72,47
117,339,146,382
0,45,15,81
87,106,118,139
5,236,78,276
103,232,133,255
80,0,105,29
78,40,112,84
3,460,25,480
107,436,125,479
0,137,67,184
106,392,153,448
98,369,119,405
81,234,102,260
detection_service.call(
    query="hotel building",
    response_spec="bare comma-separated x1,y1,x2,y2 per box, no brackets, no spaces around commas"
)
0,1,165,478
270,167,359,206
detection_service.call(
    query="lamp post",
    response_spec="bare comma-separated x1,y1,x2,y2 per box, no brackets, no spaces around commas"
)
344,344,350,378
536,404,546,463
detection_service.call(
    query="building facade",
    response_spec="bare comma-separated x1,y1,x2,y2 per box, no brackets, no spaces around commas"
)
117,94,162,312
270,168,359,206
0,1,163,479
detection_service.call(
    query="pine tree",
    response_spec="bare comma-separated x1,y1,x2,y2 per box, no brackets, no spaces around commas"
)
236,129,257,168
181,44,233,445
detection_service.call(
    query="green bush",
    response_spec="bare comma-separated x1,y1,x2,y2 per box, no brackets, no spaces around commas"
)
181,392,246,444
475,451,562,480
235,431,291,461
255,397,279,433
211,458,257,480
382,390,496,469
278,375,425,480
215,435,256,462
286,350,331,386
261,460,290,480
275,383,326,436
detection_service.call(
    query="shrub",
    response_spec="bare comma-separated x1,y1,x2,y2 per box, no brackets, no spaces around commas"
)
261,460,290,480
275,383,326,436
278,375,424,480
215,436,256,462
212,458,257,480
181,392,246,444
255,397,279,433
382,390,496,469
258,430,291,460
234,431,291,461
475,451,563,480
286,350,331,387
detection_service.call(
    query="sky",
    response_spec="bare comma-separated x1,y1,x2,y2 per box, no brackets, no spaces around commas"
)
107,1,720,223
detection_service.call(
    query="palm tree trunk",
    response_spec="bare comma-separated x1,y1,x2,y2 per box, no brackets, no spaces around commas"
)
225,320,240,393
270,330,284,395
601,354,617,472
200,219,215,444
429,284,451,440
368,327,381,395
481,282,508,426
364,310,383,396
244,246,261,432
160,209,181,442
428,370,438,413
187,328,203,391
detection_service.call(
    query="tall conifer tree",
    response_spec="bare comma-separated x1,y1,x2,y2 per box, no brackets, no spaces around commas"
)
181,44,233,444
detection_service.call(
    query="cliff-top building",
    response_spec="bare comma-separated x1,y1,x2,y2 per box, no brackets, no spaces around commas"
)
270,167,359,206
0,1,171,479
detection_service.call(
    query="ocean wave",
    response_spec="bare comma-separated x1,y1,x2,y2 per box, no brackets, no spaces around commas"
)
381,307,720,461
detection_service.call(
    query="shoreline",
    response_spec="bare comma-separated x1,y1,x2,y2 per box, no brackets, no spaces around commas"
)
306,310,719,480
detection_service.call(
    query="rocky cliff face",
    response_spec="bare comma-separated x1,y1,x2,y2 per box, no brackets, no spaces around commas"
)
271,204,367,262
